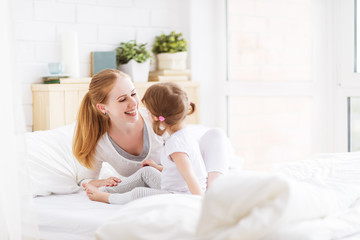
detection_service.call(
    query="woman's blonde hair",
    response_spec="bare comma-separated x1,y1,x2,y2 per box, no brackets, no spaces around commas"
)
73,69,130,168
141,82,195,136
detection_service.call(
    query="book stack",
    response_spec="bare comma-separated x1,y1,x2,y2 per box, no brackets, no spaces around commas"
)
42,76,91,84
148,69,191,82
42,75,70,84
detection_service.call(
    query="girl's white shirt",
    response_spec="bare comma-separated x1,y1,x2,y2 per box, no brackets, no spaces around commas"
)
161,127,207,193
77,108,163,184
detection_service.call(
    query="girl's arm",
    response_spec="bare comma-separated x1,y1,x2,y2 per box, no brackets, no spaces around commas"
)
170,152,203,195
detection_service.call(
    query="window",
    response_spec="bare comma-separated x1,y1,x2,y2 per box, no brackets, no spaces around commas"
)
226,0,329,169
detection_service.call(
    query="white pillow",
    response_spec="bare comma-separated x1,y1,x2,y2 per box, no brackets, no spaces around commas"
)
26,123,82,196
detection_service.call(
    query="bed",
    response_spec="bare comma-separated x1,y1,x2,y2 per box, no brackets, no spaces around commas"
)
26,123,360,240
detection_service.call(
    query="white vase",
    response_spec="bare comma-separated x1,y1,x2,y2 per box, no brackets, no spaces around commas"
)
117,59,150,82
156,52,187,70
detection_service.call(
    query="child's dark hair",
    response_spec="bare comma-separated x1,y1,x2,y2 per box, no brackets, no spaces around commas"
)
141,82,195,136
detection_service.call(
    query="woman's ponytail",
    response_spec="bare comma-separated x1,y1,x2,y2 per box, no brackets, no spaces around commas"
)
73,92,109,168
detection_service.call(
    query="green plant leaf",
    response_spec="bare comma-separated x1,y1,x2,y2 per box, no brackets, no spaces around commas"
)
115,40,152,64
152,31,188,54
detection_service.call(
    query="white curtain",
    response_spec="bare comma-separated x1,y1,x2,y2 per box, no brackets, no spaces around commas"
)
0,0,39,239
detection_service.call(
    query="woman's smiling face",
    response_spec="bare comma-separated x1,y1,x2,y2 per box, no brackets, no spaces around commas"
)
100,76,140,124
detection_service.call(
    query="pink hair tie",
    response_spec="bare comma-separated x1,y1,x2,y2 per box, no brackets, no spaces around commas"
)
158,116,165,122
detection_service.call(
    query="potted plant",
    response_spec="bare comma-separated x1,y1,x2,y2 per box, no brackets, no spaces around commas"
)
115,40,151,82
152,31,188,70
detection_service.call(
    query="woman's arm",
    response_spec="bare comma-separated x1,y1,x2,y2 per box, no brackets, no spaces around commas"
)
78,159,121,188
85,177,121,188
171,152,203,195
142,159,163,171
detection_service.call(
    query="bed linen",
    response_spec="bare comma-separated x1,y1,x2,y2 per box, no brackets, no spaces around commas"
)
265,201,360,240
95,188,360,240
26,123,82,196
34,191,122,240
33,189,360,240
95,153,360,240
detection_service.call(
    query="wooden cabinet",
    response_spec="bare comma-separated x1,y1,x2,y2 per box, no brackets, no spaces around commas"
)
31,81,200,131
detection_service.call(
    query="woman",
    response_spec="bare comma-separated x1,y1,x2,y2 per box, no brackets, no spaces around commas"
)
73,69,228,188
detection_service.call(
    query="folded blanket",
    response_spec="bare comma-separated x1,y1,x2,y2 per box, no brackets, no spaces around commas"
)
196,171,340,240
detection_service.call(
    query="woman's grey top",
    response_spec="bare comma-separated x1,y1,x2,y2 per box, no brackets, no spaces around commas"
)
108,123,150,162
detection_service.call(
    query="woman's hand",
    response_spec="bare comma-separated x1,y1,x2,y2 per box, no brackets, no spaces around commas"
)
142,159,163,171
87,177,121,188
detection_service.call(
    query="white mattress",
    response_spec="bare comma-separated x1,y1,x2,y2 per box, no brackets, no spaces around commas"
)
34,190,122,240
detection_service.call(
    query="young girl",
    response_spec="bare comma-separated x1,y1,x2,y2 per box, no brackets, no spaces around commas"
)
85,82,207,204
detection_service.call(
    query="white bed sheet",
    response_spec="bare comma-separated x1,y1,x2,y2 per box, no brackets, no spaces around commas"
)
34,186,360,240
94,191,360,240
265,200,360,240
34,190,122,240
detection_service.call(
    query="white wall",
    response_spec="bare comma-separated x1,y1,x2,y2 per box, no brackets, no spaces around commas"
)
12,0,190,131
189,0,227,128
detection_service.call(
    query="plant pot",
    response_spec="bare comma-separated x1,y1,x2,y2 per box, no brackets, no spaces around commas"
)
117,59,150,82
156,52,187,70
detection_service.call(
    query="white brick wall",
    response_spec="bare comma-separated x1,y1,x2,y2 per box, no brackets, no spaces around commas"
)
13,0,190,131
15,21,56,41
77,5,116,24
34,2,76,22
57,24,98,43
115,8,150,27
98,26,136,45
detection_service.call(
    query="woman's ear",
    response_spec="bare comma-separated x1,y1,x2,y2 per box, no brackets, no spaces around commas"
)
96,103,107,115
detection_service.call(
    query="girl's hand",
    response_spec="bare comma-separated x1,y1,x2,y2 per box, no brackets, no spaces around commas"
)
87,177,121,188
142,159,163,171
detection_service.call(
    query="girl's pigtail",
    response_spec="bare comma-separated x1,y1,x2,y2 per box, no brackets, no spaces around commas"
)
152,119,166,136
188,102,196,115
